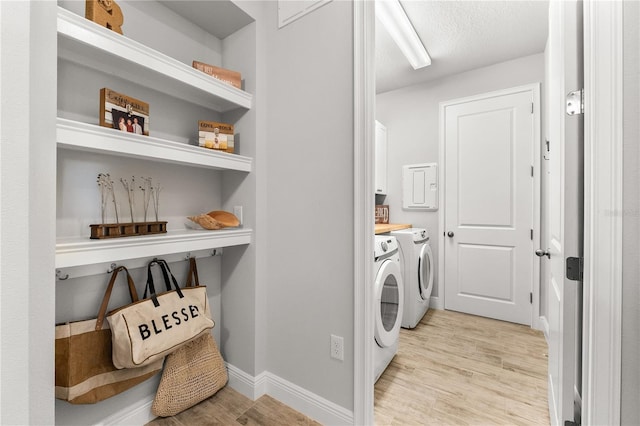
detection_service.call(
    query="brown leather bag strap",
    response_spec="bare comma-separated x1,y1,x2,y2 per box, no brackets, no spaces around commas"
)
95,266,138,330
185,257,200,288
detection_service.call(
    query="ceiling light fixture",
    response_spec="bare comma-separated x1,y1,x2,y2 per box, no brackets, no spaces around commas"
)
376,0,431,69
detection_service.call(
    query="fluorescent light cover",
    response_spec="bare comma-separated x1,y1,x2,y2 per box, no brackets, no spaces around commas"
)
376,0,431,69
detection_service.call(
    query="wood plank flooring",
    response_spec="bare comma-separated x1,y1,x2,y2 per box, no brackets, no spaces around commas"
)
148,309,548,425
375,309,550,425
146,387,320,426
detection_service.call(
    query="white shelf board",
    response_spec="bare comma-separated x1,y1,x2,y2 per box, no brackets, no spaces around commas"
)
56,228,252,269
57,7,252,112
57,118,252,172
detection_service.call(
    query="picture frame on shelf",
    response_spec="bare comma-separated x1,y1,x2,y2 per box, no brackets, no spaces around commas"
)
100,88,150,136
198,120,235,154
192,61,242,90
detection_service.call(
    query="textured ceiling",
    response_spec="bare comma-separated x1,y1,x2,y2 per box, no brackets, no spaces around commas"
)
376,0,549,94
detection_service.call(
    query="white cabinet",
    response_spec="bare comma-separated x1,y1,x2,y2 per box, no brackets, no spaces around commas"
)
55,3,255,271
375,120,388,195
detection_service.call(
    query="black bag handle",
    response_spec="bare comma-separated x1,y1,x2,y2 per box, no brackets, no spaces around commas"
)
96,266,138,330
144,258,184,307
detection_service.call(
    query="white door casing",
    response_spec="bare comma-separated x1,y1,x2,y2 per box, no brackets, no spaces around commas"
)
545,1,583,424
442,86,538,326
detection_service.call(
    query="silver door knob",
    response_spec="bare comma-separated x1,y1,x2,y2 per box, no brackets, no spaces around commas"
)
535,249,550,259
447,231,454,238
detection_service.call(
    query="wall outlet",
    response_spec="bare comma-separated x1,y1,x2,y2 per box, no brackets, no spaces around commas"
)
330,334,344,361
233,206,243,225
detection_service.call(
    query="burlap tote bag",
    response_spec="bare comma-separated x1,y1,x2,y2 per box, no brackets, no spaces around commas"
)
152,258,228,417
108,258,214,369
55,266,163,404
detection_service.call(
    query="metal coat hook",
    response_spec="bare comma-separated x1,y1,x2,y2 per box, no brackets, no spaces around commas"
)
211,249,217,256
106,263,117,273
543,139,550,160
56,270,69,281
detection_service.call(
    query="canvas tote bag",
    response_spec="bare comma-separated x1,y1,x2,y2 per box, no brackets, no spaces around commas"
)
108,258,214,369
151,257,228,417
55,266,163,404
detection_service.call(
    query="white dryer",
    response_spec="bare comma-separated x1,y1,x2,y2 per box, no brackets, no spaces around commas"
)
373,235,404,382
391,228,434,329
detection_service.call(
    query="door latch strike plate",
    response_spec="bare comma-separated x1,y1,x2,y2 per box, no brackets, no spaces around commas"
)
566,257,583,281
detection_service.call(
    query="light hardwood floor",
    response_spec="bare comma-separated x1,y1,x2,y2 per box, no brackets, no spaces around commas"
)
148,309,548,425
146,387,320,426
375,309,550,425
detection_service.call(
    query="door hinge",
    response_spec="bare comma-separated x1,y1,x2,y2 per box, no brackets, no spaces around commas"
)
530,292,533,304
566,89,584,115
531,103,534,114
566,257,584,281
530,229,533,240
531,165,534,177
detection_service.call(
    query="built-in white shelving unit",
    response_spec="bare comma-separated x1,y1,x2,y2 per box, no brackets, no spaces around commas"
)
55,5,254,272
57,6,252,112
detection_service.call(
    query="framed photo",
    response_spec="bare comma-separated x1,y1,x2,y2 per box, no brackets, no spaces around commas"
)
100,88,150,136
198,120,235,154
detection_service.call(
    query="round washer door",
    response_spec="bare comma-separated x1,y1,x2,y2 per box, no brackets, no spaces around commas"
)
418,244,434,300
374,259,404,348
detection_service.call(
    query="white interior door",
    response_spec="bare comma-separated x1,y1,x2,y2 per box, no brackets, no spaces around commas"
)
443,86,536,325
544,1,583,425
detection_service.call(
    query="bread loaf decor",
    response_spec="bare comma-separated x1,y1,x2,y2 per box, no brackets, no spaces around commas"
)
187,210,240,230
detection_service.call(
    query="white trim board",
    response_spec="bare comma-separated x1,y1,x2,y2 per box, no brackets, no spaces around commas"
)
353,1,376,425
438,83,543,330
582,0,623,424
227,365,354,426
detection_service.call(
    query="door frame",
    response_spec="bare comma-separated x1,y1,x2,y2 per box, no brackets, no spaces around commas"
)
353,0,624,423
353,1,375,425
437,84,543,329
582,0,623,424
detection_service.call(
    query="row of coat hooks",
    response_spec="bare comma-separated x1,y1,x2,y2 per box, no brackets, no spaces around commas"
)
55,248,222,281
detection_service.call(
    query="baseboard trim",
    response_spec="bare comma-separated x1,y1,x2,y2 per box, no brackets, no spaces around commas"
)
227,364,353,425
96,364,353,425
430,296,443,310
540,315,550,342
97,395,155,426
226,362,268,400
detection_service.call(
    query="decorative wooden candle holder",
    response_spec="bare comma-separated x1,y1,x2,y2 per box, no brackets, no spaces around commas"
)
89,221,167,239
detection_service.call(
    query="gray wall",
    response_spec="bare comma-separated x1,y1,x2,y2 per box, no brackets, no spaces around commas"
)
376,53,545,306
621,0,640,423
264,1,355,410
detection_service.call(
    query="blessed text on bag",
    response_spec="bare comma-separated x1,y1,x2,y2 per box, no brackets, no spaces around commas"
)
138,305,201,340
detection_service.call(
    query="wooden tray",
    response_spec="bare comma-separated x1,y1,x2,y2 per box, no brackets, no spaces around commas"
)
89,221,167,239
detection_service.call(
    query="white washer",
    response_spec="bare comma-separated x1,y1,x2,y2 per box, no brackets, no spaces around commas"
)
391,228,434,329
373,235,404,382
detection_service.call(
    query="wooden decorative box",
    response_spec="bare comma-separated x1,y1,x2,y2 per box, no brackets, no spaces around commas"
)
90,221,167,239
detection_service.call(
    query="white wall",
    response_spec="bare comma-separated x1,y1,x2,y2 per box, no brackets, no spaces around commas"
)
0,1,57,424
621,0,640,422
376,53,545,307
264,0,355,411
